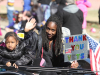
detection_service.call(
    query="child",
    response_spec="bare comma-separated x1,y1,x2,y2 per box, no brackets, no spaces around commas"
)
0,32,33,68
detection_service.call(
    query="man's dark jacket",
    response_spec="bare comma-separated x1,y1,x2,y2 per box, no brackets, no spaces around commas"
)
56,4,83,35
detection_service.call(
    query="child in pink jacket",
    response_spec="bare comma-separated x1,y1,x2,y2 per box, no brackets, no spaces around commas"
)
76,0,91,29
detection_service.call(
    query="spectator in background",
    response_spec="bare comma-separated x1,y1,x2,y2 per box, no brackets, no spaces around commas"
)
50,0,58,15
38,0,52,21
55,0,66,13
55,0,66,6
31,0,38,6
20,11,32,30
5,12,23,33
23,0,31,17
50,0,66,15
76,0,91,33
56,0,83,35
7,0,14,25
30,0,39,23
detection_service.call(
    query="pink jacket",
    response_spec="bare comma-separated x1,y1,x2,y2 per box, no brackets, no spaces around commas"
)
76,0,91,29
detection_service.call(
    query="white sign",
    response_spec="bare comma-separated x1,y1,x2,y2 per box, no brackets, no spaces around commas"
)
63,34,88,62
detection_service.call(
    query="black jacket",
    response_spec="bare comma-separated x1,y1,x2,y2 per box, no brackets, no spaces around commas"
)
56,4,83,35
18,29,42,66
40,42,71,75
20,29,42,57
0,29,42,66
0,44,33,66
42,42,71,67
55,0,66,5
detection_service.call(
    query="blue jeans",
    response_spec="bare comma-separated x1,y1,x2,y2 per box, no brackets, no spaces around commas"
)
41,4,50,20
7,9,13,25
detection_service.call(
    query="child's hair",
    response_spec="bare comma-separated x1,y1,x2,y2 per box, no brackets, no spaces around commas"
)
5,32,19,41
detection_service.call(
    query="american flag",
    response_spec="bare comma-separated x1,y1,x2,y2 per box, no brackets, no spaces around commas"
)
65,48,72,54
87,34,100,75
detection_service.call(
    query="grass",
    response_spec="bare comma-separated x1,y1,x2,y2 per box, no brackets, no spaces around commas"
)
91,24,99,29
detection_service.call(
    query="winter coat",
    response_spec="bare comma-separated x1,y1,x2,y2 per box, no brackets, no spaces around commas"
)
40,41,71,75
56,4,83,35
20,29,42,57
42,42,71,67
0,29,42,66
76,0,91,29
0,44,33,66
18,29,42,66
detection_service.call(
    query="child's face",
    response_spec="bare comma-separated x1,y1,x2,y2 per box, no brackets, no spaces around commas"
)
46,22,57,40
5,36,18,51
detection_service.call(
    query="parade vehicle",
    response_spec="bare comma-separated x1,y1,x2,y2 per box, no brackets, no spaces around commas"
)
0,59,96,75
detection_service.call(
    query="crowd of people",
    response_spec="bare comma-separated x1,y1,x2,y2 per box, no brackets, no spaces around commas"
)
0,0,92,75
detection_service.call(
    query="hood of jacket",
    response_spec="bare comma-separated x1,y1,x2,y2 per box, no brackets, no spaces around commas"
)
63,4,79,13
